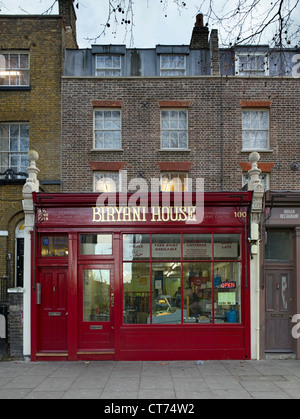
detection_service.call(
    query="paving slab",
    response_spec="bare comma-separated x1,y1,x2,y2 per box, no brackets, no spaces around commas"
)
1,359,300,399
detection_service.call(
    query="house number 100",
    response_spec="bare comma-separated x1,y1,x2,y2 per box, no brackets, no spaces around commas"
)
234,211,247,218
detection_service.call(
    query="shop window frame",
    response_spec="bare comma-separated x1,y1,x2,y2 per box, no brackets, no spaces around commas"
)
39,234,69,259
78,232,115,262
121,230,245,327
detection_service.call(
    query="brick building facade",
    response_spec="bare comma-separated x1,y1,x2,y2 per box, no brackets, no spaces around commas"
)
58,17,300,360
0,0,77,356
61,76,300,193
1,3,300,359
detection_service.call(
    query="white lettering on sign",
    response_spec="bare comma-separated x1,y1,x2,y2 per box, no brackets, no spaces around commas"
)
280,209,300,220
92,206,197,223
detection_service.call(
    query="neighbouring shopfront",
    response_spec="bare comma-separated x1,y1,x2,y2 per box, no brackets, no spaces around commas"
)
262,191,300,359
30,191,252,361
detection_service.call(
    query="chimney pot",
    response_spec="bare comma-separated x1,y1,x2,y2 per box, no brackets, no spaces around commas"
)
195,13,204,27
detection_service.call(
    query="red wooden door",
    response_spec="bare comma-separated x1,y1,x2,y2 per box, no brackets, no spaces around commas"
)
78,265,114,351
265,270,294,352
38,268,68,352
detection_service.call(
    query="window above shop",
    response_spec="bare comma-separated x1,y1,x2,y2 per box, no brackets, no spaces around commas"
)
94,109,122,150
160,172,189,192
242,109,269,151
161,109,188,150
160,54,186,76
236,52,269,76
0,123,29,181
94,171,121,192
0,52,30,87
95,54,121,76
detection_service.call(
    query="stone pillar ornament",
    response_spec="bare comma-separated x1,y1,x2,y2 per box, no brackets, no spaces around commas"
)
248,152,264,213
22,150,40,359
247,152,265,361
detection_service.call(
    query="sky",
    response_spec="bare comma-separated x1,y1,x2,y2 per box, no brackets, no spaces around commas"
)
0,0,299,48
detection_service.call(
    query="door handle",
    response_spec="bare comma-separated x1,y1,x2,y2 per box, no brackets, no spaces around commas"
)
111,293,114,307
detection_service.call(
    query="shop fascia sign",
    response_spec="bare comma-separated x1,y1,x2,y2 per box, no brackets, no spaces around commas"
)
92,205,199,223
92,187,205,224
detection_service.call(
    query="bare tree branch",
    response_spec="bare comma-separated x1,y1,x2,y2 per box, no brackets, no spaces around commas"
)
1,0,299,48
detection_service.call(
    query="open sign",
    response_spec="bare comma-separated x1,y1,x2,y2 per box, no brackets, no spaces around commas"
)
220,281,236,289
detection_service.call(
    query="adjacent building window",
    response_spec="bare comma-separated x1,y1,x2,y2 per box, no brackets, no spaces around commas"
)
96,55,121,76
161,172,188,192
242,110,269,150
265,231,292,261
0,52,30,86
94,110,122,150
160,55,186,76
236,53,268,76
94,171,120,192
161,110,188,149
0,123,29,178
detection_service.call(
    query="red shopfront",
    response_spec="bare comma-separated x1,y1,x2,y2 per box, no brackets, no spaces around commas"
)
31,192,252,361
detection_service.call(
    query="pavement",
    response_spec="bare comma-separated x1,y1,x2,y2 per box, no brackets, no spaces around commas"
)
1,358,300,400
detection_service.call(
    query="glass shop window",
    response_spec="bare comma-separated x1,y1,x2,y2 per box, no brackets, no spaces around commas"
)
183,234,212,260
265,231,292,261
80,234,113,255
214,234,241,260
123,234,150,261
122,233,243,325
214,262,241,324
152,234,181,260
41,236,68,257
83,269,111,322
123,263,150,324
183,263,212,324
152,263,181,324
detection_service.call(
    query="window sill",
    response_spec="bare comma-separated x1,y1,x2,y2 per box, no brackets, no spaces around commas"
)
0,86,31,91
0,179,26,185
241,149,273,153
159,148,191,152
91,149,124,152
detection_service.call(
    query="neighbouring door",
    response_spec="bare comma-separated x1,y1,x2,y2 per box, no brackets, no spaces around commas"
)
38,268,68,352
265,270,294,352
78,265,114,352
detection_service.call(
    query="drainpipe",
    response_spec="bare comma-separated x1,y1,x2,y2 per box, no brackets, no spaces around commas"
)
0,244,11,290
220,74,225,190
256,238,261,360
